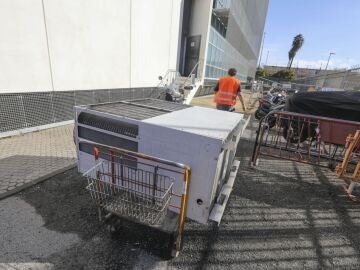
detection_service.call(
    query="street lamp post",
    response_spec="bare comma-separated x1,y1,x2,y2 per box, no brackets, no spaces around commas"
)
324,52,335,71
322,52,335,89
264,50,269,66
258,32,266,68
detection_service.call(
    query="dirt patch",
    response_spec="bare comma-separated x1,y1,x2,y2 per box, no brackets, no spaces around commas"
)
191,91,259,113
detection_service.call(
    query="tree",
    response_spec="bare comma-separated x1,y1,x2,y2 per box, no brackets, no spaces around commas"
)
255,68,268,78
287,34,304,69
270,69,296,81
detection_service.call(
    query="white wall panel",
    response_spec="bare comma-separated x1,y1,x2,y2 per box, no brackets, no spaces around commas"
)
0,0,52,92
168,0,182,69
189,0,213,77
131,0,181,88
44,0,131,90
0,0,182,92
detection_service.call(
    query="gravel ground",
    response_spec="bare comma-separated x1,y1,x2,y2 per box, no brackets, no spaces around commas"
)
1,119,360,269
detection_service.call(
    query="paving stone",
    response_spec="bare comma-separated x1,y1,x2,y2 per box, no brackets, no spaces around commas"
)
0,125,76,198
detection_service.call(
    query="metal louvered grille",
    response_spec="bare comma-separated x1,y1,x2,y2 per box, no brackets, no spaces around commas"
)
128,99,189,111
90,103,165,120
89,99,189,120
0,87,158,133
78,113,138,138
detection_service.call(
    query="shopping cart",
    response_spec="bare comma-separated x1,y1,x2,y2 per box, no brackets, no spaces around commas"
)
82,142,191,258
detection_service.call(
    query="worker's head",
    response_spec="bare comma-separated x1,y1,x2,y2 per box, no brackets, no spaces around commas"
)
228,68,237,77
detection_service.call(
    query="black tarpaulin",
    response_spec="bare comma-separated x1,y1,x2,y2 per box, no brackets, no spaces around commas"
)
285,91,360,122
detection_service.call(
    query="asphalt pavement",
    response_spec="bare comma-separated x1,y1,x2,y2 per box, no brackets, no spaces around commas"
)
1,119,360,269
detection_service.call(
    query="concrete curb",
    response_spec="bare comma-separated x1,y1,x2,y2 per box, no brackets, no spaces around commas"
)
0,163,77,200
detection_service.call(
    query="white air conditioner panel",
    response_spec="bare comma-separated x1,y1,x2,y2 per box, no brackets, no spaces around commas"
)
140,106,244,224
139,121,221,224
74,100,247,225
142,106,243,140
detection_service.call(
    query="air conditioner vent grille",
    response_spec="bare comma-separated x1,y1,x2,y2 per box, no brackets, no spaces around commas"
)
89,99,189,120
78,112,138,138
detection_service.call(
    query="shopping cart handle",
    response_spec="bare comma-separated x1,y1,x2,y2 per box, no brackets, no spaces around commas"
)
93,147,100,160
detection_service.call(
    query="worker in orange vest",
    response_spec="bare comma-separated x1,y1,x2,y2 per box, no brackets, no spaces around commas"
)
214,68,246,112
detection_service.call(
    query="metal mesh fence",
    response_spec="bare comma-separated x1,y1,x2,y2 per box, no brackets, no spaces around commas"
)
0,87,160,133
256,77,313,91
294,67,360,91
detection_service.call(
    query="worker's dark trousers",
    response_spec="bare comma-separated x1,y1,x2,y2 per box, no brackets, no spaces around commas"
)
216,104,232,111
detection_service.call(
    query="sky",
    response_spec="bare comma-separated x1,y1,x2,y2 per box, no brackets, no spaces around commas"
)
261,0,360,69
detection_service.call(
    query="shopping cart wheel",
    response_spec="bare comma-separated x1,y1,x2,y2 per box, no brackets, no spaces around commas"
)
171,249,180,258
170,234,182,258
104,214,122,236
105,223,117,234
170,240,180,258
328,161,336,171
250,158,259,167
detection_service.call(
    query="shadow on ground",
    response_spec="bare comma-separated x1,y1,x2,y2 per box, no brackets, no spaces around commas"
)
169,140,360,269
11,169,175,269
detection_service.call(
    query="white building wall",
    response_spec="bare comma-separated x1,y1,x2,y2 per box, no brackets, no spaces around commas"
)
0,0,53,92
131,0,181,88
0,0,182,93
44,0,131,91
188,0,213,78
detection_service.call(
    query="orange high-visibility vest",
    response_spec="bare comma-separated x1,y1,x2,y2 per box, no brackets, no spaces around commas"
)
214,76,241,106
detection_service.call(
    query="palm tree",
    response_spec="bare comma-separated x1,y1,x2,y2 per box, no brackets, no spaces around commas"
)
287,34,304,69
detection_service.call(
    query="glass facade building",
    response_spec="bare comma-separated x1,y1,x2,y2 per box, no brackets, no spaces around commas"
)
205,0,268,81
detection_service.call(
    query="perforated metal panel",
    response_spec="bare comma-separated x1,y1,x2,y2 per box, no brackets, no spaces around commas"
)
0,95,26,132
0,87,158,133
94,90,110,103
75,90,95,106
53,91,75,122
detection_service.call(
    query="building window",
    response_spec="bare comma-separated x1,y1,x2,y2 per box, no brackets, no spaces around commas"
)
211,13,227,38
205,27,247,81
213,0,230,9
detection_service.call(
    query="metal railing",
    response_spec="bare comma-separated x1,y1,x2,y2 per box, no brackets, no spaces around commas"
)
181,59,204,104
157,69,181,89
187,59,204,82
252,111,360,168
156,60,204,103
154,70,182,101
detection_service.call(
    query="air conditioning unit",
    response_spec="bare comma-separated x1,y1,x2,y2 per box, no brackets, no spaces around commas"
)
74,99,249,224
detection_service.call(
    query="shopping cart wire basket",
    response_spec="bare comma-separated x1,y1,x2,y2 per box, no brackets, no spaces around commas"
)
84,160,174,225
80,141,191,256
